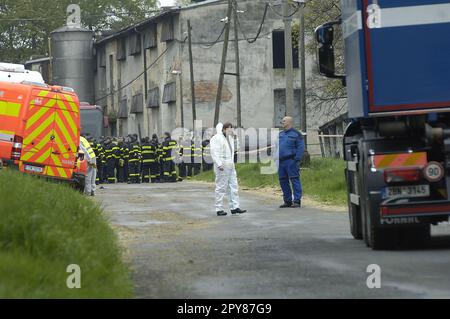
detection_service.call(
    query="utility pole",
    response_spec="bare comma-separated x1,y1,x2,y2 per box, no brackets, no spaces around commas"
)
214,0,233,127
179,73,184,128
187,19,196,130
233,1,242,128
284,0,294,117
299,1,307,147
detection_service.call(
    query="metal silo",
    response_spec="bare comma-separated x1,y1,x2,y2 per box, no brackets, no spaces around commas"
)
50,26,94,103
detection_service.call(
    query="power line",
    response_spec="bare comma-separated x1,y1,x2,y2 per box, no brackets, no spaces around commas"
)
267,1,300,19
94,46,170,104
233,1,269,44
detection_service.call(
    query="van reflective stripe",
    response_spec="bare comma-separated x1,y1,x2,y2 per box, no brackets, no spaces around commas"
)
25,106,53,130
62,94,79,113
35,148,52,164
23,114,54,145
0,100,21,117
54,113,76,153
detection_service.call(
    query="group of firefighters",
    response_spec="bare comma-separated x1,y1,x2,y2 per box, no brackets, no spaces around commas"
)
83,132,214,186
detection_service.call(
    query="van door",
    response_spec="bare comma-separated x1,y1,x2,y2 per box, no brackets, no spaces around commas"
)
21,89,80,179
48,92,80,179
21,89,56,174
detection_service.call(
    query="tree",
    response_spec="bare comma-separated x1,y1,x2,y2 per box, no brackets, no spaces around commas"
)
0,0,158,63
292,0,347,124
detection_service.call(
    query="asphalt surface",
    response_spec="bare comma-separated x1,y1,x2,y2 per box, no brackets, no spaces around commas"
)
96,182,450,299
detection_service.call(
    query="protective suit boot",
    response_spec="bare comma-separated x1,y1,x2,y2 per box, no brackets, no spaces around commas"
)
231,208,246,215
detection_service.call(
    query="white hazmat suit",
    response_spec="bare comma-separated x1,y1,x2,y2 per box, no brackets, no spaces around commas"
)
210,123,240,212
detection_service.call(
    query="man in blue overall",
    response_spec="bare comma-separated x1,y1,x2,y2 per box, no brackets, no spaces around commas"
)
277,116,305,208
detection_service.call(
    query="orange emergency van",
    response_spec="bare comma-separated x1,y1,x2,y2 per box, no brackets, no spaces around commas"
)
0,64,82,183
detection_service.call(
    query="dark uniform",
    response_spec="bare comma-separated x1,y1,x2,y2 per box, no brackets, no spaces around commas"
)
158,140,165,182
141,138,153,183
116,140,125,183
94,140,105,184
128,137,141,184
162,135,178,182
149,135,161,183
105,139,119,184
202,139,213,171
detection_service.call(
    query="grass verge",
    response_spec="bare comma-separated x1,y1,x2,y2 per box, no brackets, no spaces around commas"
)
0,170,133,298
192,157,347,207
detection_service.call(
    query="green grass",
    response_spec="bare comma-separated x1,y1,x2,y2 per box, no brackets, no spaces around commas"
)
0,170,133,298
193,158,347,206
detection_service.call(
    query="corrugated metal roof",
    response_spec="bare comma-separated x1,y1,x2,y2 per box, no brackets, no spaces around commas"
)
94,0,225,46
95,9,179,46
179,0,225,10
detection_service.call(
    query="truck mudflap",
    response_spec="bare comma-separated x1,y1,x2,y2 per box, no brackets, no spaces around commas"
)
380,200,450,218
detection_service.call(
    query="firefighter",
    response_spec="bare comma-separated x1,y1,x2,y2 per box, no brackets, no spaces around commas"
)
117,137,126,183
94,138,105,184
128,134,141,183
158,136,165,182
162,132,178,182
101,137,108,183
149,134,161,183
141,137,152,183
104,137,117,184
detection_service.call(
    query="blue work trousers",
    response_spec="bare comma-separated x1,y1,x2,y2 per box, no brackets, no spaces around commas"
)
278,158,302,203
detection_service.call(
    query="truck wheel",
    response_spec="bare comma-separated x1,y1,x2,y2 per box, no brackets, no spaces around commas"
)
346,169,362,239
349,203,363,240
359,142,396,250
346,141,363,240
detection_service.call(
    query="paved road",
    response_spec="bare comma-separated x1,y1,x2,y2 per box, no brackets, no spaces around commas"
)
96,182,450,299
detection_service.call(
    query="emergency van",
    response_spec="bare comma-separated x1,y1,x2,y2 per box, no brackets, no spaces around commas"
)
0,63,83,184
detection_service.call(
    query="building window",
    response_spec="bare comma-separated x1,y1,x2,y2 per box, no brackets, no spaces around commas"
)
129,33,142,56
144,25,157,49
163,82,176,103
117,38,127,61
130,92,144,114
147,87,160,108
118,98,128,118
98,47,106,68
161,18,174,42
272,30,299,69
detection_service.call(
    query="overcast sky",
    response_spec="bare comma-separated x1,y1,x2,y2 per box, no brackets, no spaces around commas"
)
158,0,176,6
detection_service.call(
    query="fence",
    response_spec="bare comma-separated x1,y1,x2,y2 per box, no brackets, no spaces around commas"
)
318,112,349,159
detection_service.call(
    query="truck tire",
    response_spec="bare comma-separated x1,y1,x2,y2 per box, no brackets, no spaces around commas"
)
359,141,397,250
345,136,363,240
346,169,362,239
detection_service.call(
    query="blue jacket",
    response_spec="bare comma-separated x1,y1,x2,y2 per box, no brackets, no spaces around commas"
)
278,128,304,161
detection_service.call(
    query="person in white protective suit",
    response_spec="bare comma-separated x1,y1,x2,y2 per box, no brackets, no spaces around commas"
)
210,122,247,216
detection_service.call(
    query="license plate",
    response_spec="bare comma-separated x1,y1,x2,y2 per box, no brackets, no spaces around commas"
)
383,185,430,199
24,165,43,173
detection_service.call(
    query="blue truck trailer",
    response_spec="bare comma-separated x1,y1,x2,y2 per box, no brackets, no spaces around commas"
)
315,0,450,249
